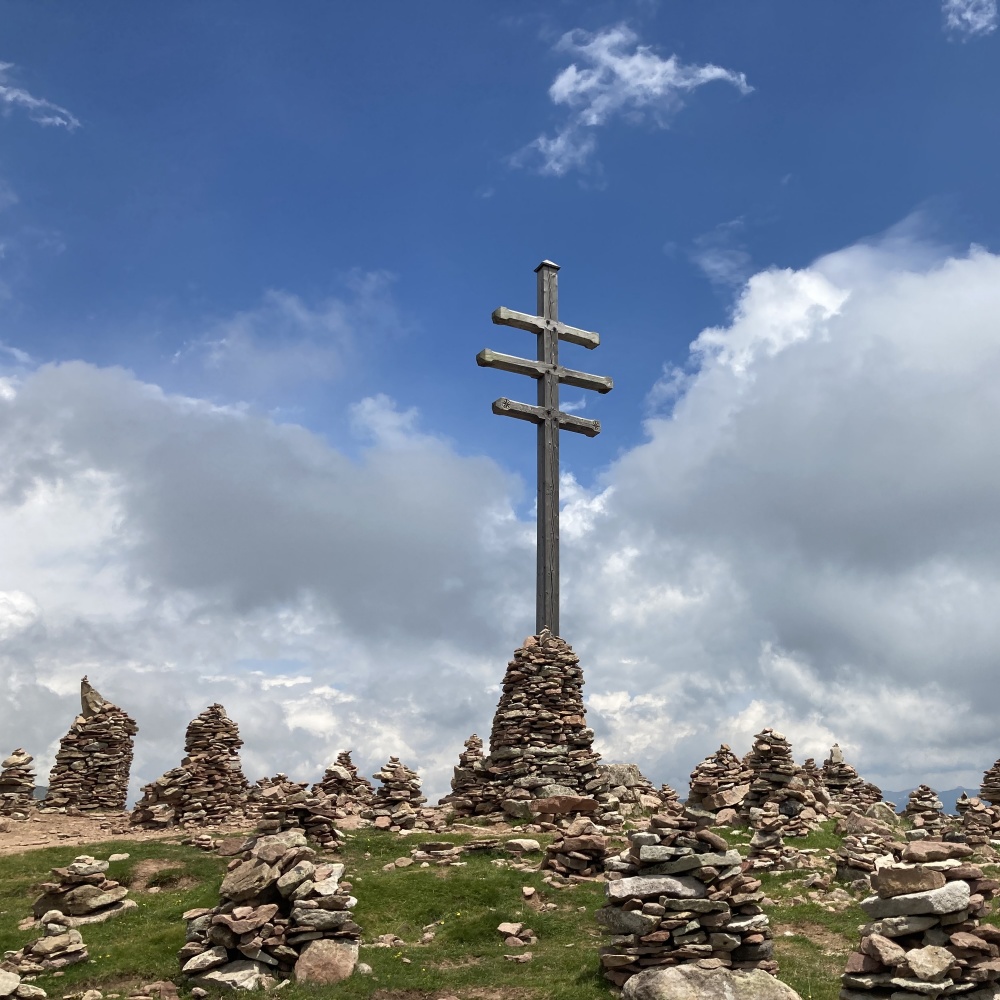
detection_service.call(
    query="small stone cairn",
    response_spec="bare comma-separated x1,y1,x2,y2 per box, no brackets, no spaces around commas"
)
3,912,88,974
834,830,902,885
839,839,1000,998
822,744,882,813
980,758,1000,806
956,794,1000,855
0,750,35,817
131,704,249,828
438,734,490,817
685,744,753,828
311,751,373,815
902,785,948,835
362,757,439,832
178,829,361,988
248,776,343,850
480,631,620,828
541,814,609,880
741,729,827,835
43,678,137,812
747,801,808,872
598,805,777,986
32,854,136,925
599,763,663,818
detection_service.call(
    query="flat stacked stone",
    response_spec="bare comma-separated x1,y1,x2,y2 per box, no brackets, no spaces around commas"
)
839,840,1000,998
178,829,361,987
480,630,619,828
32,854,136,925
597,808,777,987
980,758,1000,806
541,814,609,879
599,763,663,818
685,744,752,828
834,831,902,884
42,678,137,812
3,911,88,974
0,749,35,816
902,785,948,835
822,744,883,813
131,704,249,828
361,757,429,832
438,734,490,816
312,751,373,815
249,776,343,850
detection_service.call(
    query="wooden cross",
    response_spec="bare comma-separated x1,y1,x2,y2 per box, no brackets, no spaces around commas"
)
477,261,612,637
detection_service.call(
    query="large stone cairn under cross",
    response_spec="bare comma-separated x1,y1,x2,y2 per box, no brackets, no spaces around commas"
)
480,630,617,826
311,751,374,815
178,829,361,988
598,805,776,986
822,743,883,812
684,744,752,828
0,749,36,816
43,677,137,812
438,734,490,817
902,785,948,836
839,839,1000,998
131,704,249,828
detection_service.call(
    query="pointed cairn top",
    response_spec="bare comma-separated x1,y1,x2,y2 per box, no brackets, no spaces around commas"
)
80,676,112,719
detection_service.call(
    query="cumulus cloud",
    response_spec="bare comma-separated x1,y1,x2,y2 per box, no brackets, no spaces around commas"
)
943,0,998,38
511,24,751,177
0,62,79,130
6,229,1000,804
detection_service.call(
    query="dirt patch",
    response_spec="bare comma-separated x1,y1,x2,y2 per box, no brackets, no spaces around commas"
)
774,920,851,954
427,956,484,970
126,859,186,892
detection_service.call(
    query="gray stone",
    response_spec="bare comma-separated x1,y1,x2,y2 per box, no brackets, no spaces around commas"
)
220,861,278,902
294,939,358,984
194,960,271,991
901,944,954,981
862,915,939,938
276,862,315,896
0,971,20,999
182,946,229,973
605,875,708,903
290,908,357,931
623,965,803,999
595,907,661,935
860,880,970,918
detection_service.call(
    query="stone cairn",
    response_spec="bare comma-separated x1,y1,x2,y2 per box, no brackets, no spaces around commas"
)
479,631,619,828
747,801,809,872
598,806,776,987
599,763,663,818
178,829,361,988
311,751,374,815
956,795,1000,855
42,677,137,812
741,728,828,835
839,839,1000,998
361,757,439,832
980,758,1000,806
823,743,883,813
131,704,249,828
902,785,948,835
684,744,752,828
0,749,35,816
31,854,136,925
247,776,342,850
834,830,902,885
541,814,609,880
437,734,490,817
2,913,89,975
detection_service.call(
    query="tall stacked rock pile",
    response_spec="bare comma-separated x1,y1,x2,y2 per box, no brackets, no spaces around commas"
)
541,814,609,880
480,631,620,828
178,829,361,988
32,854,136,925
362,757,443,832
747,801,809,872
956,795,1000,855
839,839,1000,998
823,744,884,813
312,751,373,815
685,744,752,828
43,678,137,812
597,809,777,987
2,912,88,974
249,776,343,850
0,750,35,816
658,784,685,821
599,763,663,818
980,759,1000,806
438,734,490,816
902,785,948,835
131,704,248,828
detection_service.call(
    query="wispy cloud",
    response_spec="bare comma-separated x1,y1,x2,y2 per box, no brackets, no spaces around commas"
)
690,218,753,288
511,24,751,177
0,63,80,130
942,0,998,38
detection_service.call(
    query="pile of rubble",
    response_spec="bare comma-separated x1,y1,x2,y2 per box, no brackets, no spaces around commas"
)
480,631,619,828
541,815,609,880
178,829,361,988
3,911,88,974
312,751,373,815
131,704,249,829
32,854,136,925
598,763,662,818
361,757,442,832
597,807,777,987
822,744,883,813
839,839,1000,998
980,758,1000,806
0,749,35,817
684,744,752,828
248,776,342,850
42,678,137,813
438,734,490,817
901,785,948,835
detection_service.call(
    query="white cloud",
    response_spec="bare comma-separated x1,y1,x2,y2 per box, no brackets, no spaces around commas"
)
943,0,998,38
690,218,753,288
512,24,751,177
0,63,80,130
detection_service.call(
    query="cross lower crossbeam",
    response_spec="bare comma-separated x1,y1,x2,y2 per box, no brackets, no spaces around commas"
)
477,261,612,636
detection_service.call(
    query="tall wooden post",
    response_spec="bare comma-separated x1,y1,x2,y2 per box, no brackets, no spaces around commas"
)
477,262,612,636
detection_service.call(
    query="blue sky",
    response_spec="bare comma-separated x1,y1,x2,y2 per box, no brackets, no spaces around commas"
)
2,2,1000,801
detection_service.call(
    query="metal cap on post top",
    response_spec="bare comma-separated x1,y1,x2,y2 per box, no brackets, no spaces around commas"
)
477,262,612,637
